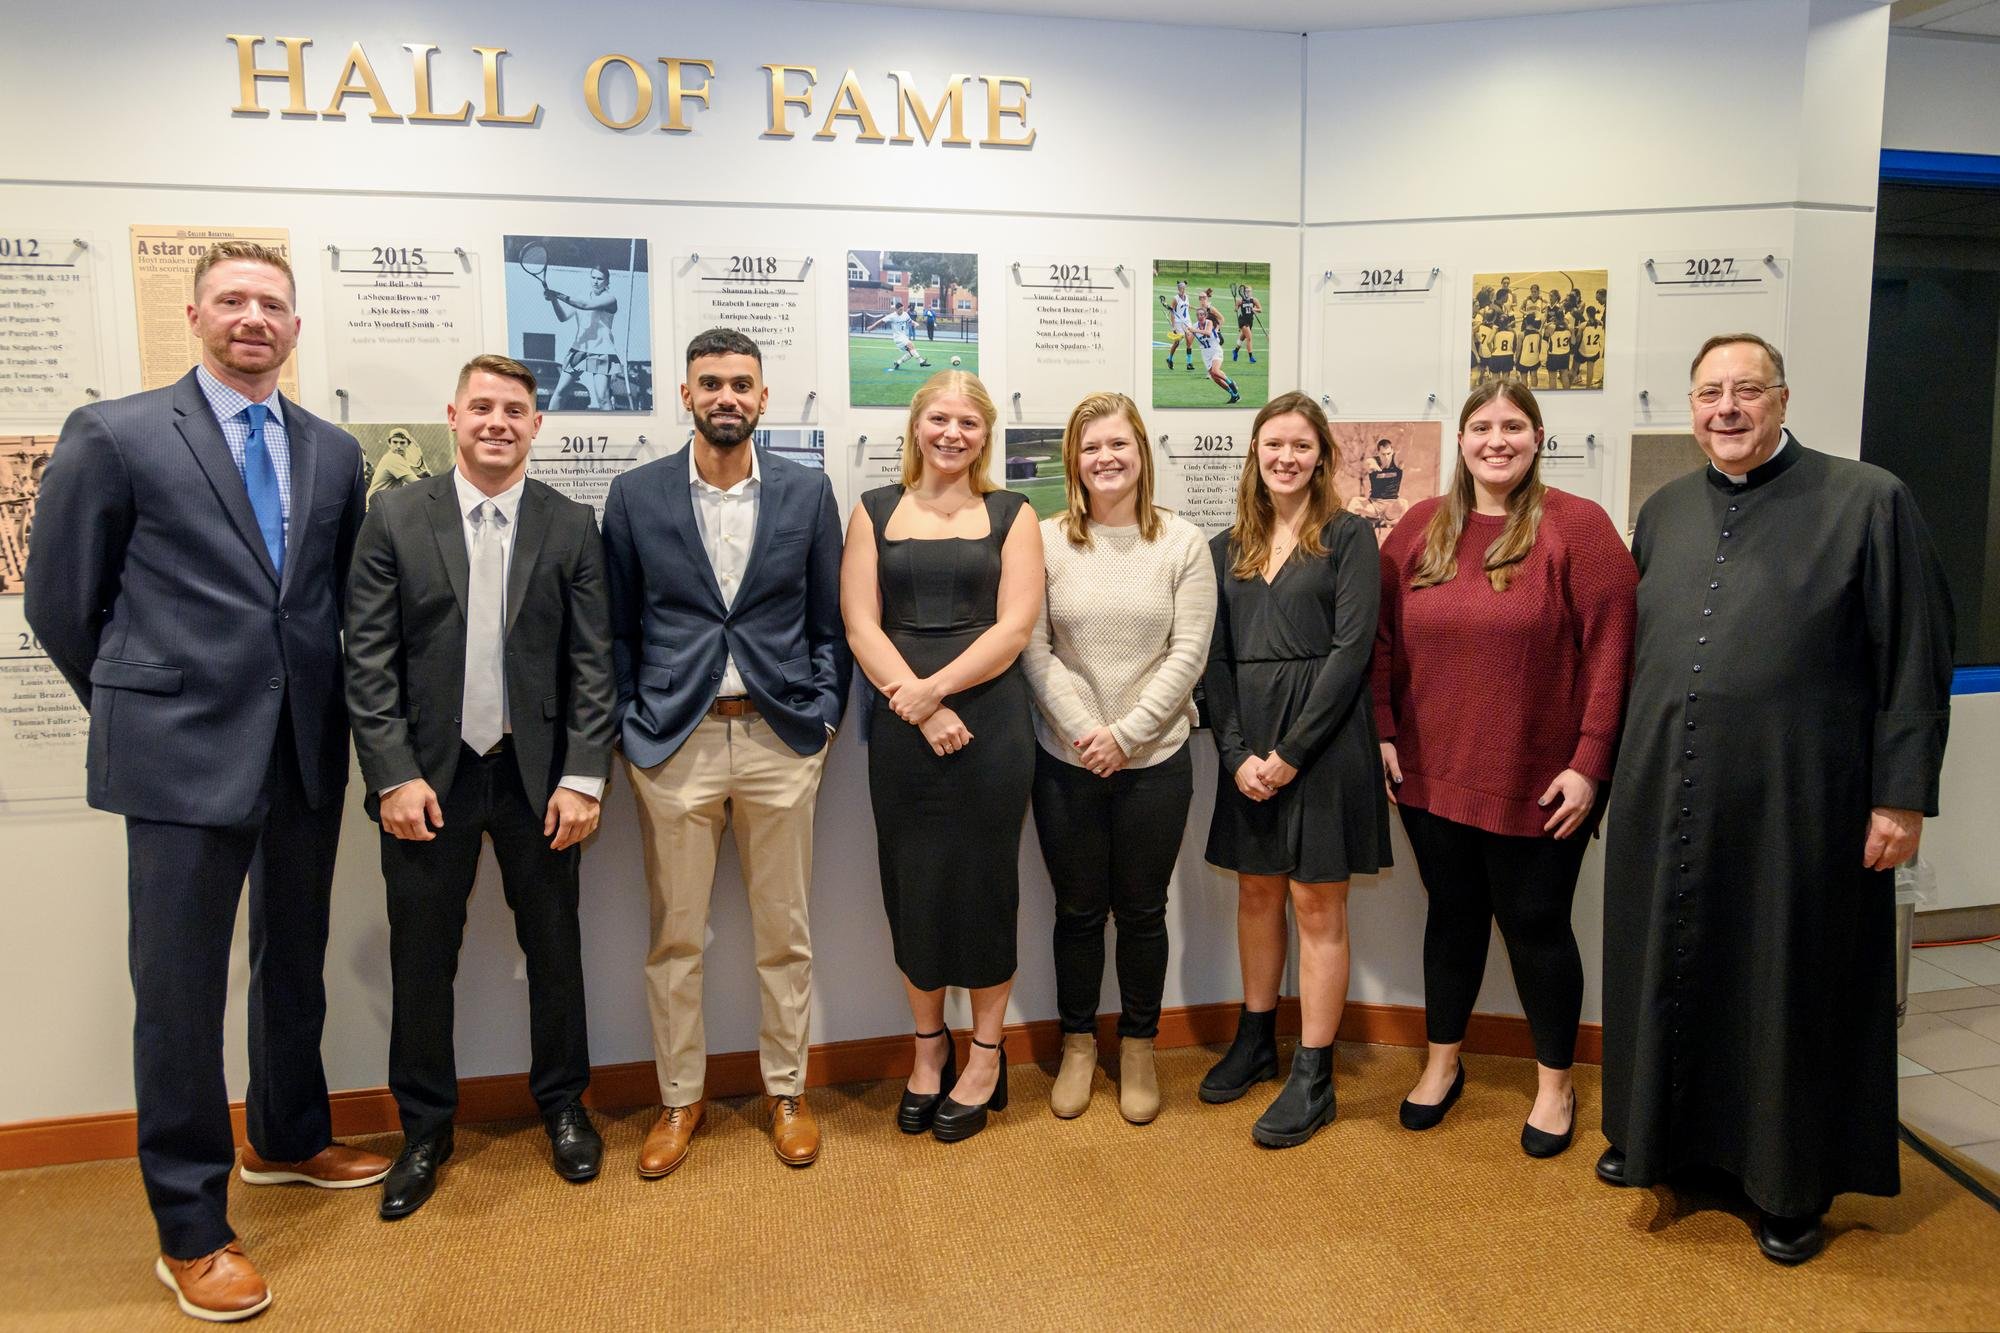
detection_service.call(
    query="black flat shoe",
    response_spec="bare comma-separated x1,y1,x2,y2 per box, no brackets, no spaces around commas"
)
897,1027,957,1135
1520,1088,1576,1159
1199,1005,1279,1104
545,1102,601,1181
379,1131,452,1220
933,1038,1008,1142
1398,1059,1465,1132
1595,1144,1630,1187
1251,1044,1336,1148
1756,1211,1825,1265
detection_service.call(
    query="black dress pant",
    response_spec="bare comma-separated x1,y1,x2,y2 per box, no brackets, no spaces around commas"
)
1030,743,1192,1038
1398,803,1598,1069
126,711,340,1259
381,743,590,1142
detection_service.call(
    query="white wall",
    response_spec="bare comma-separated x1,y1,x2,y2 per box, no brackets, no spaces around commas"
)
1883,30,2000,156
3,0,1946,1126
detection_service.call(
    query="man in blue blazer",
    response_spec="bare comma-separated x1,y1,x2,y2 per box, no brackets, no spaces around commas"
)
603,328,850,1178
24,242,388,1322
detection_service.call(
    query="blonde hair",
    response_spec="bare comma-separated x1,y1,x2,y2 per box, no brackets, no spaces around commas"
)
1228,392,1345,581
1412,379,1547,593
901,370,998,494
1057,392,1162,547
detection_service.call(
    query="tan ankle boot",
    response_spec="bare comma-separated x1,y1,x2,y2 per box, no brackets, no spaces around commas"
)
1050,1032,1097,1118
1119,1037,1160,1124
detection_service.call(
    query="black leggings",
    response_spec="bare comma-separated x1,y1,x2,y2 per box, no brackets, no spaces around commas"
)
1398,803,1596,1070
1030,743,1193,1038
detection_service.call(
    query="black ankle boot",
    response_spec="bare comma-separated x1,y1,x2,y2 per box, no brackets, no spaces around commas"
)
1199,1005,1279,1104
1251,1044,1335,1148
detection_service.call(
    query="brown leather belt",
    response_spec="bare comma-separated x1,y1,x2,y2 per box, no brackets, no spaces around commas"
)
710,696,758,719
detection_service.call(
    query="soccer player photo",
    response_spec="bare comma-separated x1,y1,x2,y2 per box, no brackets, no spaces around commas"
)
353,423,454,511
1002,427,1066,518
848,250,980,407
1470,269,1607,391
1153,259,1269,410
1329,421,1441,546
503,234,654,412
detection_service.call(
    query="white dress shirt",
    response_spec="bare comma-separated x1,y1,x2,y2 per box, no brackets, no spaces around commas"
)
379,472,602,801
689,447,761,698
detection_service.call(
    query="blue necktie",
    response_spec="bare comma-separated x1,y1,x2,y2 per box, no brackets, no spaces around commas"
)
242,403,285,576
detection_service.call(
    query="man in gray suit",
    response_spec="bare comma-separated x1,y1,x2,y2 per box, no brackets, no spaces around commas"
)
344,354,616,1220
25,241,388,1322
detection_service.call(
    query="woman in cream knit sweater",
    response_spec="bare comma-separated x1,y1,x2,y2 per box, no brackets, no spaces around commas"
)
1021,392,1215,1124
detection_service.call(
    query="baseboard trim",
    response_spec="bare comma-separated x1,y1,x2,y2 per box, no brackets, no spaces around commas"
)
0,1000,1601,1171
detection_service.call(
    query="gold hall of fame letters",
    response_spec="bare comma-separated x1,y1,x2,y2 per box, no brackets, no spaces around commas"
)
225,37,1035,147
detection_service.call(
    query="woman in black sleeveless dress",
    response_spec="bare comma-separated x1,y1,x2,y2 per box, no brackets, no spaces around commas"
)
840,371,1044,1142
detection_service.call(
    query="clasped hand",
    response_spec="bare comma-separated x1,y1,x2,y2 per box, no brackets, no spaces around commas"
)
1074,726,1127,778
920,706,972,757
1234,752,1298,802
884,674,946,725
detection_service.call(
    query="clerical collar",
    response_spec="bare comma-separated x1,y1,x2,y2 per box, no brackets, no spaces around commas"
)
1706,430,1800,492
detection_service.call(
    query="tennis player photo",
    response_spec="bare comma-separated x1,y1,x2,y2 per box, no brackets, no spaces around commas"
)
504,234,654,412
353,423,454,511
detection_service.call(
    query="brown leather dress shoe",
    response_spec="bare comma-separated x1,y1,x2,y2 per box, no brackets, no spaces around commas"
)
239,1142,391,1189
768,1094,820,1167
637,1101,704,1179
154,1241,272,1322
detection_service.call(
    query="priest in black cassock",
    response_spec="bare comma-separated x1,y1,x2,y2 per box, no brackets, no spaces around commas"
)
1598,333,1955,1266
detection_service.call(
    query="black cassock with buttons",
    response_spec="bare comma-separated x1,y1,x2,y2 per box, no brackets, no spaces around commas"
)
1601,435,1954,1216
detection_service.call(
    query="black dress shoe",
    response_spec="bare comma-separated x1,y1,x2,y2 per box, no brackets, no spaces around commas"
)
1398,1059,1465,1132
897,1027,957,1135
379,1132,452,1220
932,1038,1008,1142
1595,1144,1630,1187
1251,1044,1336,1148
1521,1088,1576,1159
1757,1211,1825,1265
1199,1005,1279,1104
545,1102,601,1182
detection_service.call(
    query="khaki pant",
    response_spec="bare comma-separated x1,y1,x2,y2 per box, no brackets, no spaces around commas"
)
626,713,826,1104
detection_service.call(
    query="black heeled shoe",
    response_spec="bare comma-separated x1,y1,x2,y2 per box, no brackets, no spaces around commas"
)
932,1037,1008,1142
896,1027,958,1135
1521,1088,1577,1159
1398,1059,1465,1132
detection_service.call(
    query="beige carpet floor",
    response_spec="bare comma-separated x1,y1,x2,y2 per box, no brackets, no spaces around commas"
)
2,1043,1997,1331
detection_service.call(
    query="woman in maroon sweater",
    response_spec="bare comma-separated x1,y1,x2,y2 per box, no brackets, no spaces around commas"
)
1372,379,1636,1157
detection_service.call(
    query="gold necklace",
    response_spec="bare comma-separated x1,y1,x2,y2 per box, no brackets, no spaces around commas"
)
910,489,976,520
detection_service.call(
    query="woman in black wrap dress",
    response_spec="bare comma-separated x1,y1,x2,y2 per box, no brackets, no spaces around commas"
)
840,371,1044,1143
1199,392,1389,1150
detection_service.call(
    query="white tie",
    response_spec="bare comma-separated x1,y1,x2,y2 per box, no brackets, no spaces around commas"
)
461,501,507,754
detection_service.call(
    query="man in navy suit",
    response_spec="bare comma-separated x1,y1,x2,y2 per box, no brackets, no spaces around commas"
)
25,241,388,1322
603,328,850,1178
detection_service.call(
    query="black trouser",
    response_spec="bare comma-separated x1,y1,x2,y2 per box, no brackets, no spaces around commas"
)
1030,743,1192,1038
126,710,341,1259
381,743,590,1142
1398,803,1596,1070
